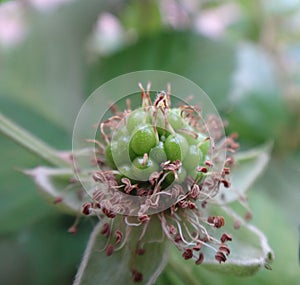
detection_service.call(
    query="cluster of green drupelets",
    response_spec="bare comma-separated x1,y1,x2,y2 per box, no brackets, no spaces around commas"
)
105,101,210,191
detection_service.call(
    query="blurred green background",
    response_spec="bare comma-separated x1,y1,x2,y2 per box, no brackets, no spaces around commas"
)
0,0,299,284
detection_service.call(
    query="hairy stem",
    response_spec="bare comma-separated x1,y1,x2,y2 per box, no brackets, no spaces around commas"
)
0,112,70,168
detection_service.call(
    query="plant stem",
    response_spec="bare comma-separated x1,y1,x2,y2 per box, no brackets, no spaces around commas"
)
0,112,70,168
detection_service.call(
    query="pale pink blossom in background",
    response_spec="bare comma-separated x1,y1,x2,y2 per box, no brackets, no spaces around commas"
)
195,3,240,38
0,1,26,48
29,0,73,11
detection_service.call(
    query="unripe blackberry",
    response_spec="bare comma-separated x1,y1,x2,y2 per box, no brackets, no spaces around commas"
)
98,84,215,197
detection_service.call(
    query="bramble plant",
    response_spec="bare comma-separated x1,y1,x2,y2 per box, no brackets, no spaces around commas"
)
0,75,274,285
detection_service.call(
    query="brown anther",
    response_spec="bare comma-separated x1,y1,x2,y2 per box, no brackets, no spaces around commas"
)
167,225,177,235
105,244,114,256
136,248,146,255
102,207,116,218
100,223,110,236
219,245,231,256
138,215,150,223
190,184,201,199
178,200,188,209
182,248,193,260
220,233,232,243
68,225,77,234
187,201,196,209
82,202,92,215
174,234,182,243
207,216,215,223
193,242,203,251
201,201,207,208
225,156,235,167
92,202,101,208
207,216,225,228
220,178,231,188
132,269,143,282
195,252,204,265
214,216,225,228
205,160,213,167
115,230,123,244
234,220,241,229
245,211,252,221
53,197,63,204
215,251,227,263
197,166,208,173
223,167,230,175
230,132,239,140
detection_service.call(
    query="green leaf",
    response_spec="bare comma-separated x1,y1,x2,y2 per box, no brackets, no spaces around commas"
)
88,31,236,108
215,143,272,204
201,205,274,276
74,216,169,285
24,167,89,215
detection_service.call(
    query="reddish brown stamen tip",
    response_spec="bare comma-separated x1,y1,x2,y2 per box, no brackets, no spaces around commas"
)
220,233,232,243
132,270,143,282
82,202,92,215
234,220,241,229
100,223,110,236
115,230,123,244
182,248,193,260
197,166,208,173
68,226,77,234
221,178,231,188
138,215,150,223
136,248,146,255
195,252,204,265
245,211,252,221
205,160,213,167
207,216,225,228
105,244,114,256
53,197,63,204
219,245,231,256
215,251,227,263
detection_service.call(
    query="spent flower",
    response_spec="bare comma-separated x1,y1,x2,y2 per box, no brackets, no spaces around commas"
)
70,82,270,283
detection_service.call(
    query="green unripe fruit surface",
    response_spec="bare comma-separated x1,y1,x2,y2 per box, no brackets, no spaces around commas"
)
183,145,203,173
130,125,157,155
167,108,186,130
164,133,188,162
127,108,151,133
111,136,136,165
199,139,210,156
149,141,167,164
